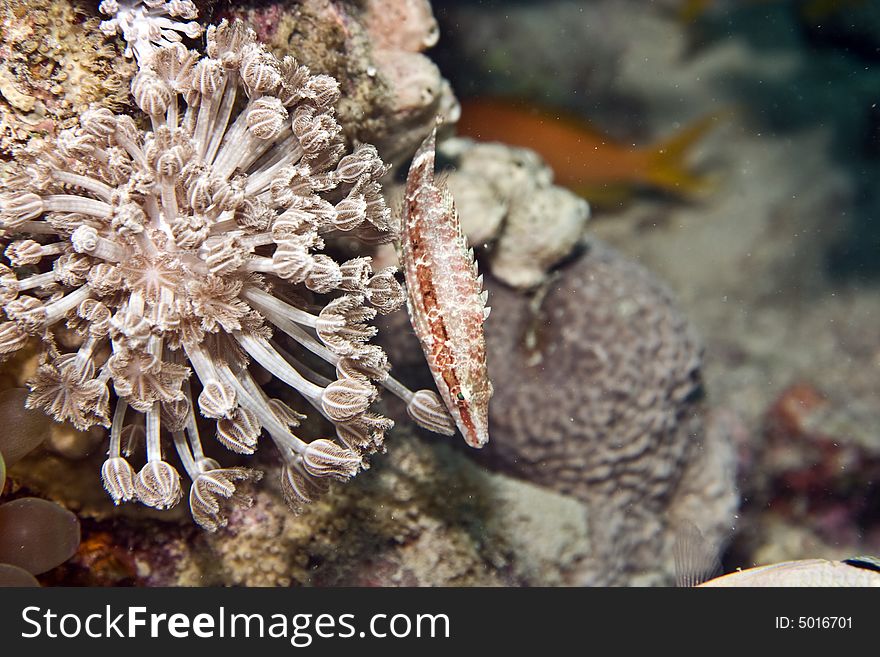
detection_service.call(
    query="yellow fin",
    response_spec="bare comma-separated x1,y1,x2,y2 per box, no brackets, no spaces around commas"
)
643,110,729,197
677,0,713,24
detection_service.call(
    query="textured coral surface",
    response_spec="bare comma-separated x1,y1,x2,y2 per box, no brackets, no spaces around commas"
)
20,432,597,587
438,138,590,289
0,0,133,155
0,18,426,531
218,0,458,168
480,241,736,584
377,239,737,585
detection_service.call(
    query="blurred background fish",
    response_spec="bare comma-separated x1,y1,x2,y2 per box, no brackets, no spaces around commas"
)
676,0,867,25
456,97,722,209
699,557,880,586
675,522,880,586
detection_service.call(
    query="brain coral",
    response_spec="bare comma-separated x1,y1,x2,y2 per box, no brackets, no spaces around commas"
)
480,240,736,584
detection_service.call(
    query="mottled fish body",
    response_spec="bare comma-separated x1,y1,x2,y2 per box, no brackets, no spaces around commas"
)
401,128,492,448
699,557,880,587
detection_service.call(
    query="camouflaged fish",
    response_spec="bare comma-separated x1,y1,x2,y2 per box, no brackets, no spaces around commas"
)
400,127,492,448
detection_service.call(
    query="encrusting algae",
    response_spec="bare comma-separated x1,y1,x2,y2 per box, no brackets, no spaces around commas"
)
0,0,134,156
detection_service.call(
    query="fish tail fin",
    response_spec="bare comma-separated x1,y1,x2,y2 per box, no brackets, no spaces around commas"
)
644,110,729,196
677,0,712,24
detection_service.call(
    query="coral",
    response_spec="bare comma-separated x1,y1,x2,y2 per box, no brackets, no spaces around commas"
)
362,0,439,53
0,20,450,531
732,381,880,554
0,0,134,156
357,0,460,166
491,186,589,289
220,0,458,168
375,237,736,584
99,0,204,64
479,241,736,584
0,341,107,463
367,49,457,167
438,138,590,289
64,434,599,586
78,425,734,586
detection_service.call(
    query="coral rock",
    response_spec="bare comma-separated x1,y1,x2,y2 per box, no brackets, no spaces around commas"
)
481,241,737,584
0,0,134,156
363,0,439,52
376,239,737,584
438,138,590,289
0,20,409,529
95,435,599,587
221,0,458,169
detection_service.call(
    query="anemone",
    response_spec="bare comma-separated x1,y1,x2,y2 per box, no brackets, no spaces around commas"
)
0,20,452,530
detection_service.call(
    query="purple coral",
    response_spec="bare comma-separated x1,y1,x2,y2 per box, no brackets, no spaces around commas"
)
0,20,445,531
480,241,734,582
484,242,702,489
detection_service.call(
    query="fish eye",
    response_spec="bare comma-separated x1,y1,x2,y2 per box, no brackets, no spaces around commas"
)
457,392,465,401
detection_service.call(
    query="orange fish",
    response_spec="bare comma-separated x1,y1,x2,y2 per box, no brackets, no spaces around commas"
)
456,97,720,207
676,0,862,25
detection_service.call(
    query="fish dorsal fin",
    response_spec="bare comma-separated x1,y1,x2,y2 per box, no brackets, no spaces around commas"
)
673,521,723,587
437,180,483,283
842,556,880,573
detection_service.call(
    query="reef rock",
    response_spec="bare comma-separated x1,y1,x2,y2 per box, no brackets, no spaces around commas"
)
480,240,737,584
0,0,133,156
438,138,590,289
376,238,737,585
221,0,458,168
34,433,598,587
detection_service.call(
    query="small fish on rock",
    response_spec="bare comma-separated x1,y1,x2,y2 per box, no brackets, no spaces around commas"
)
400,125,493,448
